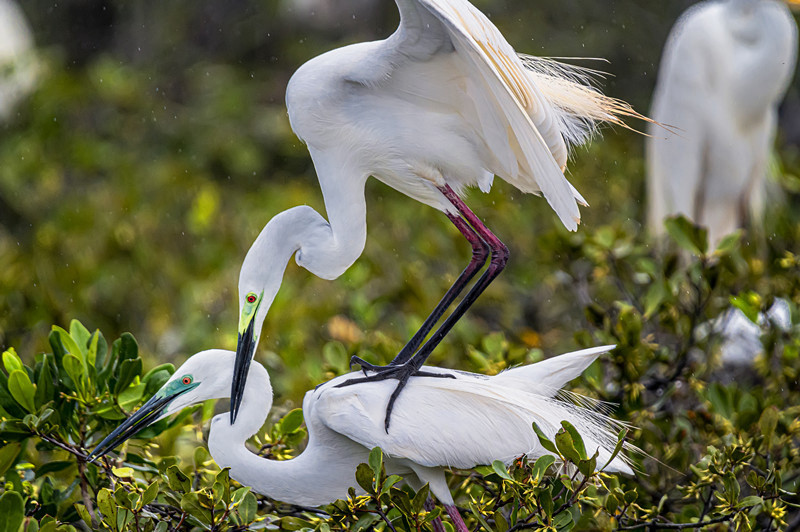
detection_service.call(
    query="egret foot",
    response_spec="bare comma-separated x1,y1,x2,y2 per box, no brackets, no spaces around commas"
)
335,358,455,432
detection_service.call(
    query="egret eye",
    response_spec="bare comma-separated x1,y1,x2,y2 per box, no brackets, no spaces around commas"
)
246,294,257,304
181,376,192,385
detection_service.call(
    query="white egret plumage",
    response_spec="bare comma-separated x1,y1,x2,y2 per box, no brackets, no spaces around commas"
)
91,346,632,532
0,0,38,120
232,0,644,428
647,0,799,247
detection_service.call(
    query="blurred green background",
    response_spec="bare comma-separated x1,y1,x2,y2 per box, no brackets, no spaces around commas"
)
3,0,800,402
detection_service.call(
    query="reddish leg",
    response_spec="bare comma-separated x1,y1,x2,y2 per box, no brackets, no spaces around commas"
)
445,505,470,532
339,185,509,433
390,213,489,365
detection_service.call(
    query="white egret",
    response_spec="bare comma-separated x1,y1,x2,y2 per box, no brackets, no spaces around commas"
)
0,0,38,120
233,0,644,428
715,298,791,365
92,346,633,531
647,0,799,247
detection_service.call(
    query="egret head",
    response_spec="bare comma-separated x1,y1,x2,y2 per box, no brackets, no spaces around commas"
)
89,350,239,461
232,267,272,425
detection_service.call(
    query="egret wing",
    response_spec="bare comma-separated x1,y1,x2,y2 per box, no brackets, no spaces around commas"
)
314,369,631,474
390,0,581,229
493,346,614,397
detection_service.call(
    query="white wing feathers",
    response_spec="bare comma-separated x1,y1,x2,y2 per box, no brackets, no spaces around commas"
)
315,347,631,475
407,0,583,230
494,345,614,397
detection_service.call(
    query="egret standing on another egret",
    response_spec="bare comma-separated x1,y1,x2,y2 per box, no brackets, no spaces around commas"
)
647,0,799,247
91,346,633,532
232,0,644,429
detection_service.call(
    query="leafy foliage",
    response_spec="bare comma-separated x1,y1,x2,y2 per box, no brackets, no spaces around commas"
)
2,2,800,530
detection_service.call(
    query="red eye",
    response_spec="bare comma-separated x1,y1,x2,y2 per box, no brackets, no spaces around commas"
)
182,376,192,385
246,294,257,304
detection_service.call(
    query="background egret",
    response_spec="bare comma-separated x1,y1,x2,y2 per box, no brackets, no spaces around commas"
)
0,0,38,121
232,0,644,427
647,0,799,246
92,346,632,531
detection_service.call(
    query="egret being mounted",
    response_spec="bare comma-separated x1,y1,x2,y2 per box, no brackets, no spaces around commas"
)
233,0,643,429
91,346,632,531
647,0,799,246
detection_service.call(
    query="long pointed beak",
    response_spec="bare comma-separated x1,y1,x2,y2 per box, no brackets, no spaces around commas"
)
231,317,256,424
89,389,187,462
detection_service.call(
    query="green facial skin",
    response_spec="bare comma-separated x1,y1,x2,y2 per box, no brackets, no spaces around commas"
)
239,291,263,335
155,376,201,415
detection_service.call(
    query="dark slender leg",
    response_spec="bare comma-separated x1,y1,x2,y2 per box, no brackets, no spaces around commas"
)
351,213,489,371
405,185,509,362
338,184,509,432
425,498,445,532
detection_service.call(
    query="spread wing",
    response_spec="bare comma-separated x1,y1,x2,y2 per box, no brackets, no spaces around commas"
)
387,0,583,230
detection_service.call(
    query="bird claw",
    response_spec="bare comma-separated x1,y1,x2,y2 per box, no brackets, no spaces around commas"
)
348,355,384,375
336,361,456,432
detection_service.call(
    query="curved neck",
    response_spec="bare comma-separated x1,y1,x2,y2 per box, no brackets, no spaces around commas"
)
239,205,331,336
207,369,366,506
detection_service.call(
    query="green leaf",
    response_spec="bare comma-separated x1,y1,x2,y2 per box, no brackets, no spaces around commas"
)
141,481,159,507
165,465,191,493
61,354,85,392
117,333,139,362
180,492,212,525
278,408,304,434
664,215,708,256
731,293,761,324
114,358,142,396
714,231,741,256
213,468,231,506
539,488,554,520
600,429,628,472
553,510,574,531
368,446,383,477
492,460,513,481
69,320,92,356
75,503,94,527
555,428,581,464
238,491,257,524
0,442,20,476
2,348,24,373
36,461,73,477
8,370,36,413
533,423,558,454
355,463,375,494
0,491,25,532
412,483,430,514
532,454,556,482
35,354,55,408
96,488,116,526
737,495,763,509
759,406,779,450
560,421,587,460
52,326,85,365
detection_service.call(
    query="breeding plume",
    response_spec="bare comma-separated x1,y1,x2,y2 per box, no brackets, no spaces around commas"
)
91,346,632,532
647,0,799,246
232,0,642,428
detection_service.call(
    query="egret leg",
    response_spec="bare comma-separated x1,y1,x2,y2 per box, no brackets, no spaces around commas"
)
351,212,489,371
339,185,509,432
425,498,446,532
445,505,470,532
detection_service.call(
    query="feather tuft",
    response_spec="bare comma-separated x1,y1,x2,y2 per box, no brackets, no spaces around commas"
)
518,54,655,148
